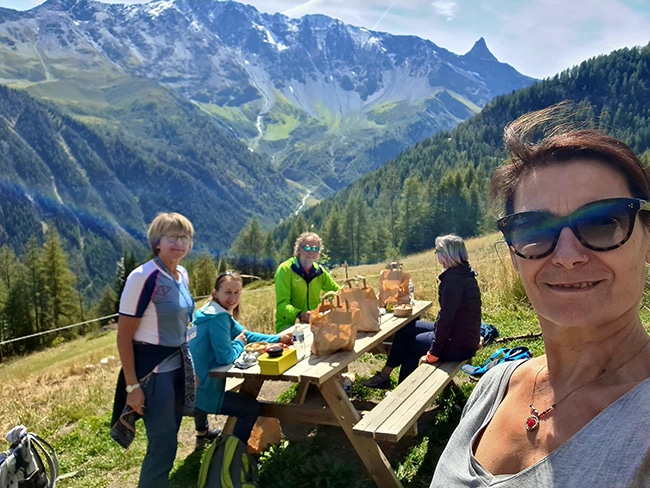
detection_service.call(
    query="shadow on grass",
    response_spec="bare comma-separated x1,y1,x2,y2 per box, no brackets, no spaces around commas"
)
170,448,203,488
167,386,470,488
260,386,469,488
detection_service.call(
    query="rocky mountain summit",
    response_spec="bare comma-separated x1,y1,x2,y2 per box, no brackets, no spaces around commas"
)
0,0,536,198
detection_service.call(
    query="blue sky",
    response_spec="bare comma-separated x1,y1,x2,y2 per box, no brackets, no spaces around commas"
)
2,0,649,79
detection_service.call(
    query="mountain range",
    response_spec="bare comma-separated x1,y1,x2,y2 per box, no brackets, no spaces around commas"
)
0,0,536,293
0,0,534,196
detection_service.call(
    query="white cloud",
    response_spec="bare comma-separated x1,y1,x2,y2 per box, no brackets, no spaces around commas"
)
431,0,458,21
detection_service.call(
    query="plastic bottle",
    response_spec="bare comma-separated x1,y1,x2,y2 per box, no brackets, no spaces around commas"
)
343,376,352,398
292,325,306,360
408,279,415,305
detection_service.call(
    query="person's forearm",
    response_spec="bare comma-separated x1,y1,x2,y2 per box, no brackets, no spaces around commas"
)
117,316,140,384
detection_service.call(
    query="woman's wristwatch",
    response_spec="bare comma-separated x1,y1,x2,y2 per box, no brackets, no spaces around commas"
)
126,383,141,393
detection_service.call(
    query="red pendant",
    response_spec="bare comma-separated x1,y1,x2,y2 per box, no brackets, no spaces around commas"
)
525,415,539,431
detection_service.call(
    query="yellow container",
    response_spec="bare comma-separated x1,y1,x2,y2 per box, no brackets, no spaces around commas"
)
257,348,298,375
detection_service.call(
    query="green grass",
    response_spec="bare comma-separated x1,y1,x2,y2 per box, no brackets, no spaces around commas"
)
8,237,650,486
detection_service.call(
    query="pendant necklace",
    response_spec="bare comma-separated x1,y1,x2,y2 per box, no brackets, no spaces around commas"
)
525,341,650,432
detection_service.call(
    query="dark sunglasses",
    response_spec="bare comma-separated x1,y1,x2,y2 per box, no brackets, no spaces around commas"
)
302,245,320,252
498,198,650,260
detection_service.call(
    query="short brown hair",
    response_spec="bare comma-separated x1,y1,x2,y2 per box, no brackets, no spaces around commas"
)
147,212,194,255
490,102,650,227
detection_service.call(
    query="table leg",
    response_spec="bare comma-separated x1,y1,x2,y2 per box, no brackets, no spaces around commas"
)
222,377,265,435
319,378,403,488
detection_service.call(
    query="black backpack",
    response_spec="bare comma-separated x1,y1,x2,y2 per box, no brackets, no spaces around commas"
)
197,435,259,488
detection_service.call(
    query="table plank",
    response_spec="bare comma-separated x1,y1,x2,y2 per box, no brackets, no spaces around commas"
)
208,301,431,385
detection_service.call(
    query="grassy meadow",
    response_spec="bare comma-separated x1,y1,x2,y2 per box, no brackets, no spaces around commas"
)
3,232,650,487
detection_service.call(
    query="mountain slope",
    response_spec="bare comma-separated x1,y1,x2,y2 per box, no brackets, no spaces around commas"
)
0,82,300,289
283,43,650,261
0,0,535,198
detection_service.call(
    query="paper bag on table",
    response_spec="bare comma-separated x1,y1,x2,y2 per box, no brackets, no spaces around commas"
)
310,291,359,355
339,276,380,332
246,416,282,455
378,262,411,308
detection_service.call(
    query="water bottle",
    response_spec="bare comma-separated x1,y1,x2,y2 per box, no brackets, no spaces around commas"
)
408,279,415,305
343,376,352,398
292,325,306,360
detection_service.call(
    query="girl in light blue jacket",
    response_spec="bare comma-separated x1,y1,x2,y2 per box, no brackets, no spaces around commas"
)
189,271,292,443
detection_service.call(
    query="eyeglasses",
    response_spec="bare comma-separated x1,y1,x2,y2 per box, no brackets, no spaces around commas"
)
498,198,650,260
302,245,320,252
163,234,192,245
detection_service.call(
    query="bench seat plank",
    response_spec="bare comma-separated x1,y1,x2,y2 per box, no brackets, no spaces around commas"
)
353,361,466,442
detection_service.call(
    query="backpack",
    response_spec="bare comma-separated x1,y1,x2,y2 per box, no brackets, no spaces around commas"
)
479,323,499,348
462,346,532,381
198,435,259,488
0,427,59,488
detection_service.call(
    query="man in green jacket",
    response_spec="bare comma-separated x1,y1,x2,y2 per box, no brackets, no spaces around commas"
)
274,232,340,332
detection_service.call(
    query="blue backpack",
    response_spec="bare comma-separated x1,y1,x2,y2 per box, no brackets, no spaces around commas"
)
462,346,532,380
479,323,499,347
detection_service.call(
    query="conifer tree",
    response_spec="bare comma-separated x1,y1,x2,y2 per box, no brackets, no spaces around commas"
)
262,233,277,279
113,250,137,313
191,252,217,297
322,208,346,264
95,285,118,326
231,218,265,277
2,274,35,355
397,176,425,254
41,226,79,337
24,237,46,347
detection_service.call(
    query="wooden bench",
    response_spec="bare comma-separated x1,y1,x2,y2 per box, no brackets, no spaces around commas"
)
352,360,467,442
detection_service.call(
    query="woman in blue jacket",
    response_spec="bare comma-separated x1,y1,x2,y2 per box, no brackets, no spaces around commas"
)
190,271,292,443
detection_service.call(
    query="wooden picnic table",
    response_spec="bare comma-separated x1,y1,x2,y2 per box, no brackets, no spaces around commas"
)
209,300,432,488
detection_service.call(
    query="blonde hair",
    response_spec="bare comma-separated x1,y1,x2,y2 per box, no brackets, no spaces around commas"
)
293,232,323,257
435,234,468,268
147,212,194,256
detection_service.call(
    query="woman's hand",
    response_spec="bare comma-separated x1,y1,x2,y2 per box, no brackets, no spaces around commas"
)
279,332,293,345
299,311,311,323
420,352,439,365
235,330,247,344
126,388,146,416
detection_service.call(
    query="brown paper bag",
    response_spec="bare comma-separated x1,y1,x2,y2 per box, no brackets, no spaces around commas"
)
246,416,282,455
310,291,359,355
339,276,380,332
378,262,411,307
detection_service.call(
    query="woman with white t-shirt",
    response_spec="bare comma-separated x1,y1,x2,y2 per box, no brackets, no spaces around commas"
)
112,212,195,488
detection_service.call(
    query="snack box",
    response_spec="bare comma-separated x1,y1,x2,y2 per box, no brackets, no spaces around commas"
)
257,347,298,375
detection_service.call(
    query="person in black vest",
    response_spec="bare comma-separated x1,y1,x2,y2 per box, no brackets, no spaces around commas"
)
363,234,482,388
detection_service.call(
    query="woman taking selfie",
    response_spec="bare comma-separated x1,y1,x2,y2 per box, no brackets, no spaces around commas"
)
431,103,650,487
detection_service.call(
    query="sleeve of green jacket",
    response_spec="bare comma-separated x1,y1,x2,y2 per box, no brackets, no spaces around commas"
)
321,267,340,293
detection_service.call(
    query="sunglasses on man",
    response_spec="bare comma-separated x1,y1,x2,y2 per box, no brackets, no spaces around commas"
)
302,245,320,252
498,198,650,259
